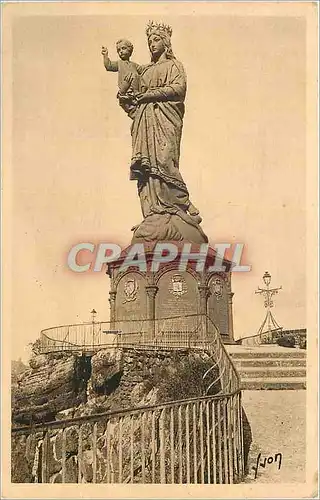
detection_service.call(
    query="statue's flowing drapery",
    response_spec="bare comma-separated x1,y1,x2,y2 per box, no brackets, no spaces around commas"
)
130,58,190,218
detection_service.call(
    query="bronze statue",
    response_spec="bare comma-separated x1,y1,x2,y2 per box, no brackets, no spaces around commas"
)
102,21,208,244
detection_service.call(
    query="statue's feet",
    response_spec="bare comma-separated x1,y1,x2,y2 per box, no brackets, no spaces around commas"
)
188,202,200,217
190,214,202,224
187,202,202,223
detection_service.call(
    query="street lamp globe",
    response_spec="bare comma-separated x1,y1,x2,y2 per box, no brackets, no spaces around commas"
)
263,271,271,287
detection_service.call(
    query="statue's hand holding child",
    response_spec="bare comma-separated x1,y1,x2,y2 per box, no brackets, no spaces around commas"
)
135,92,153,104
118,72,135,96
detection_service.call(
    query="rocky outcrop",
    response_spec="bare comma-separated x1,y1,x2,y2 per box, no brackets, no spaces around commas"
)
12,347,221,483
11,359,28,384
12,352,91,425
78,347,220,416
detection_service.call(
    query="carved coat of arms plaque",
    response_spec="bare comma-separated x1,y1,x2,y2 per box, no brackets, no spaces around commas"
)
123,278,138,303
168,274,187,297
212,277,223,300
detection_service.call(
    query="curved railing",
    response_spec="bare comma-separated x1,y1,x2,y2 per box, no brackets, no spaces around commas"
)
236,328,307,347
12,390,244,484
13,314,243,484
40,314,215,353
39,314,240,396
235,331,276,347
203,316,240,395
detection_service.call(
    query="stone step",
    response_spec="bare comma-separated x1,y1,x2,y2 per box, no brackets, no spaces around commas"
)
240,377,306,390
232,358,306,368
238,366,306,378
228,350,306,359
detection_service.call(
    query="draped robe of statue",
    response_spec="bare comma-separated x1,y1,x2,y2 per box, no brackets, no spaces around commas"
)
121,54,207,243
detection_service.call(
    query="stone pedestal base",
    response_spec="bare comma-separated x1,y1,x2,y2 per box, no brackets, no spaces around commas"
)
107,242,235,344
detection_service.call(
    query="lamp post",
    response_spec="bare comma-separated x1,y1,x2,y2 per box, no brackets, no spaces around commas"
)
91,309,97,350
255,271,282,343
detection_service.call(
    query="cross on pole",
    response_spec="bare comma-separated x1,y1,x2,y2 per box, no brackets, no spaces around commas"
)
255,271,282,343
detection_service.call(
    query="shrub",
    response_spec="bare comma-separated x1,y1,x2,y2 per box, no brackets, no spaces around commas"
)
299,337,307,349
144,352,220,403
28,338,42,356
277,334,296,348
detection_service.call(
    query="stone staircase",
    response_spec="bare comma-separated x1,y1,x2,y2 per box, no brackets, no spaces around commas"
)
226,345,306,390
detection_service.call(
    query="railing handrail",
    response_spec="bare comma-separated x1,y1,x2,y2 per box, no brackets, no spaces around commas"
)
205,315,241,388
41,334,82,348
40,313,215,335
12,387,241,434
39,313,240,393
237,327,283,343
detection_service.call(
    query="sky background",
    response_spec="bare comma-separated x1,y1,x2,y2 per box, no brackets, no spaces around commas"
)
7,7,307,361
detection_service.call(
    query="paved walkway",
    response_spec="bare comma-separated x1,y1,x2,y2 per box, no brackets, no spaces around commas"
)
242,390,306,483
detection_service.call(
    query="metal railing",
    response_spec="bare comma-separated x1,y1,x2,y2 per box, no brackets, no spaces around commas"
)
12,391,244,484
12,314,243,483
39,314,240,396
237,327,307,348
39,314,216,354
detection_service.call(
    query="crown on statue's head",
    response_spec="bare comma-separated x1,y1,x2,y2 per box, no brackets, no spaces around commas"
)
146,20,173,39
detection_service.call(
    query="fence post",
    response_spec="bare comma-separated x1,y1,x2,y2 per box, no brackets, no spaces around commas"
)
159,408,166,483
41,430,49,483
61,428,66,483
192,402,198,484
92,422,97,483
227,397,234,484
239,392,245,478
78,425,83,483
118,417,123,483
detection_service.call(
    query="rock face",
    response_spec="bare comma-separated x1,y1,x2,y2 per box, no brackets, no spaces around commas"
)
79,348,219,416
12,347,221,483
11,359,28,384
12,352,91,425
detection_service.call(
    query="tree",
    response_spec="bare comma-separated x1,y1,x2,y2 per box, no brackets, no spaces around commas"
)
29,338,42,356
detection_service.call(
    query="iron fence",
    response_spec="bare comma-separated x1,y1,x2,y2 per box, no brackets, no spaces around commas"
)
12,391,244,484
40,314,214,353
237,328,307,348
39,314,240,395
13,314,243,483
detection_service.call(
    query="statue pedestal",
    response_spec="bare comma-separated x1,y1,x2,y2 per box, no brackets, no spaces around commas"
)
107,242,235,344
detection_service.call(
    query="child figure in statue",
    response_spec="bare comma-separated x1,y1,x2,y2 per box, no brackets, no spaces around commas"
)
101,39,141,110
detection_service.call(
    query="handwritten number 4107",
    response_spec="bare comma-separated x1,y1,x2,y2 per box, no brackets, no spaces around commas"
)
252,453,282,479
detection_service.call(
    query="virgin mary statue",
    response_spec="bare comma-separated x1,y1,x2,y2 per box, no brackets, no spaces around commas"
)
118,21,208,244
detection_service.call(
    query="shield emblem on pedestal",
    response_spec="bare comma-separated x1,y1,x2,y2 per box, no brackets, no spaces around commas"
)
169,274,187,297
212,278,223,299
123,278,138,303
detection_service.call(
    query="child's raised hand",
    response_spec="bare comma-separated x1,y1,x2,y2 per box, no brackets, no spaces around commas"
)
101,46,108,57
